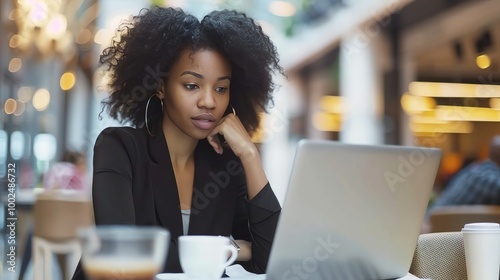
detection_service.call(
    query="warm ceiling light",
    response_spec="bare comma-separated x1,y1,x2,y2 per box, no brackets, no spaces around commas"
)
46,14,67,39
410,115,447,124
269,1,296,17
32,88,51,111
94,29,112,45
76,29,92,44
14,100,26,116
476,54,491,69
409,81,500,98
320,96,344,114
490,98,500,110
4,99,17,114
410,110,442,124
60,72,76,91
313,112,342,131
18,86,33,103
401,93,436,115
436,105,500,122
410,121,473,134
28,1,49,27
8,58,22,73
9,34,23,48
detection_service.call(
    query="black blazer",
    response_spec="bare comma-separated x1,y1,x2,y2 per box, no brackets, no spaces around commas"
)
72,125,281,279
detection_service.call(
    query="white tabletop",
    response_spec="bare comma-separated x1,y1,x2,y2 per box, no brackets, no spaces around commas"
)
155,265,428,280
155,264,265,279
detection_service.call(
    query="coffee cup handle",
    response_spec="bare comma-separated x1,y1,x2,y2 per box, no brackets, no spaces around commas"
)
223,245,238,267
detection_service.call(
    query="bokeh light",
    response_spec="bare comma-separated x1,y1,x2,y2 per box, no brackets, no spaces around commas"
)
32,88,51,111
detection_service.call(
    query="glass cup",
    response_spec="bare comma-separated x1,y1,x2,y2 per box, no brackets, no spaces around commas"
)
78,225,170,280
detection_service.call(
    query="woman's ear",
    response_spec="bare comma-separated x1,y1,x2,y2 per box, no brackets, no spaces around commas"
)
156,81,166,100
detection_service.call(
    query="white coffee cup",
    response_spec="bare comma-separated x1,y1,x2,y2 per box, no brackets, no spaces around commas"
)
462,222,500,280
179,235,238,279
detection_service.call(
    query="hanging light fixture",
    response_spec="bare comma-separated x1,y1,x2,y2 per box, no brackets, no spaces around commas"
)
475,30,493,70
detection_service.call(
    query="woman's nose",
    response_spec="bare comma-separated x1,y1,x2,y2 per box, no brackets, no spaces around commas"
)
198,89,216,109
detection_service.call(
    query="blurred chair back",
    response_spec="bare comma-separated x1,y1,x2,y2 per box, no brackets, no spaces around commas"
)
33,189,93,280
429,205,500,232
410,232,467,280
34,189,93,240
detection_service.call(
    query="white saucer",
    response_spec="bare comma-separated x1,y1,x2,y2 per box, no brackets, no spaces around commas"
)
155,273,266,280
155,264,266,280
155,273,189,280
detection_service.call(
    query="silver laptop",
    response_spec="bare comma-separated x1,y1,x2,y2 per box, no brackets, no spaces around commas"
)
266,140,441,280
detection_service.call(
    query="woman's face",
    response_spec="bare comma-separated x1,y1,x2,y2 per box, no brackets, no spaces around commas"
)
160,48,231,139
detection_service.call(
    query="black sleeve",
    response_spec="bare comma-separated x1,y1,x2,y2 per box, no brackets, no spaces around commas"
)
72,128,137,280
92,128,135,225
232,182,282,274
92,128,137,225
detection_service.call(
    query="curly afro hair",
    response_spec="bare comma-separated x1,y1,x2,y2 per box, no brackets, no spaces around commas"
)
99,6,284,134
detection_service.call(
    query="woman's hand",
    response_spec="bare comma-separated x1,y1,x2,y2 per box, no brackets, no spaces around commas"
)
207,113,268,199
207,114,258,160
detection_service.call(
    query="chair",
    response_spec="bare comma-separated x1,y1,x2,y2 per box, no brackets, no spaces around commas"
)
33,190,93,280
429,205,500,232
409,232,467,280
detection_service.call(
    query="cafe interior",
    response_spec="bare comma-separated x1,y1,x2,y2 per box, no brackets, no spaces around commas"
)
1,0,500,279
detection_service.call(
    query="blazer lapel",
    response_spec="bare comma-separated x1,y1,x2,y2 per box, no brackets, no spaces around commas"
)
147,127,183,237
188,140,218,234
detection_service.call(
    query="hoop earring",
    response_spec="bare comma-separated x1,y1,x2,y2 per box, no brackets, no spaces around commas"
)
145,95,164,137
231,105,236,116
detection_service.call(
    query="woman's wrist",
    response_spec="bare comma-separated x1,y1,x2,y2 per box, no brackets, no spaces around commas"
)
237,143,260,163
234,239,252,262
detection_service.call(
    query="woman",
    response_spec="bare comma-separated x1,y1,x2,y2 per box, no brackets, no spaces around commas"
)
73,6,283,279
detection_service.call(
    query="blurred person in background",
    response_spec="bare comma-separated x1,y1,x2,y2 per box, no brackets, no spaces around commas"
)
73,6,284,279
43,150,88,194
429,135,500,208
421,135,500,233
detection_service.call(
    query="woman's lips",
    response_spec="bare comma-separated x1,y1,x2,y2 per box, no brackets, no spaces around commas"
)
191,114,216,130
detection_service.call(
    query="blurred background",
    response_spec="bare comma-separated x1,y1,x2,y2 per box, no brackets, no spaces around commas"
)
1,0,500,278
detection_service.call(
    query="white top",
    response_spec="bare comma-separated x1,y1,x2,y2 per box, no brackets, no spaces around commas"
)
181,209,191,235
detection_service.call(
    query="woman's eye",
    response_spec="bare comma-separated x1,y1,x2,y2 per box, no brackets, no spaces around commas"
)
215,87,227,93
184,84,198,90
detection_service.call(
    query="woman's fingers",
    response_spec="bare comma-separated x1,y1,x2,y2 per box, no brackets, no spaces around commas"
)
207,130,223,154
207,114,257,158
207,114,231,154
